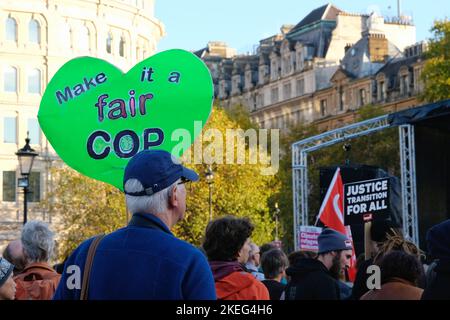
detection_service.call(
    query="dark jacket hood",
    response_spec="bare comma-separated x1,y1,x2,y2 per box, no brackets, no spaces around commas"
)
286,258,329,277
427,219,450,262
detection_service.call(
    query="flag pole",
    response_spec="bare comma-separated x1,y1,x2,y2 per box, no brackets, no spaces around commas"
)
364,217,373,261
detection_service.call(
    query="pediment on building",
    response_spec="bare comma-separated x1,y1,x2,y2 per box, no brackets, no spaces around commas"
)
330,68,354,83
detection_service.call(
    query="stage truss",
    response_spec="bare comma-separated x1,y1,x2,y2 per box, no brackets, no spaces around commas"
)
292,115,419,250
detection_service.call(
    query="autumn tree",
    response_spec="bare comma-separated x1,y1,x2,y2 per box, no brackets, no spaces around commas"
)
420,19,450,102
173,107,279,246
41,166,126,260
42,106,279,259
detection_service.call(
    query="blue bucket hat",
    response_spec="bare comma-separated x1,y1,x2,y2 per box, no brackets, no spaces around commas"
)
318,228,353,254
123,150,199,196
0,257,14,287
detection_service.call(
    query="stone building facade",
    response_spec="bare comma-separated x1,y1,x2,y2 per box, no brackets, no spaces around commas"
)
197,4,423,132
0,0,164,248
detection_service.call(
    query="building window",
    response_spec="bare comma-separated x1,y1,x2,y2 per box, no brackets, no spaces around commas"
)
338,87,344,111
379,81,385,100
292,110,301,125
6,17,17,42
119,37,125,57
28,118,40,144
277,116,284,129
271,87,279,104
28,172,40,202
401,75,408,95
4,66,17,92
359,88,366,106
232,77,241,94
283,83,291,100
28,69,41,94
257,93,264,107
29,19,40,44
79,25,89,51
106,33,112,54
3,117,17,143
282,57,290,75
245,71,252,89
296,78,305,96
320,99,327,117
414,68,422,93
2,171,16,202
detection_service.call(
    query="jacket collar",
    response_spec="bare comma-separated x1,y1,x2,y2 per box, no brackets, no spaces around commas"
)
383,277,416,287
128,213,173,235
21,262,55,273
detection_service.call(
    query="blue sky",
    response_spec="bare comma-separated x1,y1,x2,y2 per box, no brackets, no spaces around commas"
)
155,0,449,53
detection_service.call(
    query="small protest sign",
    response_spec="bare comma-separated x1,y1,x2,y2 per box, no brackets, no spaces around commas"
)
344,177,389,225
298,226,322,252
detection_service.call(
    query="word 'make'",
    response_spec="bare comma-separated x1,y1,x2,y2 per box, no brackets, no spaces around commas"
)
55,73,107,105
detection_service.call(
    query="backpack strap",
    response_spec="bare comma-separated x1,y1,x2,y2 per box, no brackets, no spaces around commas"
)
80,234,105,300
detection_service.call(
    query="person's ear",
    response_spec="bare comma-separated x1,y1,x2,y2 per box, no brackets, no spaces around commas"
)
169,185,179,207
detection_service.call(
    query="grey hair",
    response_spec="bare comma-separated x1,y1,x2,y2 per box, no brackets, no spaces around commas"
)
21,220,55,263
125,179,179,214
249,242,259,257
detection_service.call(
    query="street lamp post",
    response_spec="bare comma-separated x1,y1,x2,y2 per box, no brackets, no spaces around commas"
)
16,133,38,225
274,202,280,241
205,165,214,222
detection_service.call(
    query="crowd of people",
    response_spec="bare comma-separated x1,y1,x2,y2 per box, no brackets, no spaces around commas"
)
1,149,450,300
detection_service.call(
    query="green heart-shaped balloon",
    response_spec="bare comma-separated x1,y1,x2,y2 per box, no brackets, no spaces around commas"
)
38,49,213,190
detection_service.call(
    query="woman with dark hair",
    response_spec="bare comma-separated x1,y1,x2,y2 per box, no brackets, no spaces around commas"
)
360,250,424,300
261,249,289,300
203,216,269,300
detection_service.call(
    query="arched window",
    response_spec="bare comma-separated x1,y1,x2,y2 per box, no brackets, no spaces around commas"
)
119,36,125,57
28,69,41,94
79,25,89,51
6,17,17,42
106,32,112,54
4,66,17,92
29,19,40,44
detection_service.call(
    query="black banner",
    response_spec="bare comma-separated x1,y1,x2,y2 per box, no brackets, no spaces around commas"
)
344,178,390,225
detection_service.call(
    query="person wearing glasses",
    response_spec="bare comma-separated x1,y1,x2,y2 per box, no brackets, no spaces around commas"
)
53,150,216,300
283,228,353,300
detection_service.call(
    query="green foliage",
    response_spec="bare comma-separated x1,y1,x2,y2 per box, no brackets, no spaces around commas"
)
41,167,127,260
420,19,450,102
42,106,279,259
224,104,258,130
174,107,279,246
275,105,399,250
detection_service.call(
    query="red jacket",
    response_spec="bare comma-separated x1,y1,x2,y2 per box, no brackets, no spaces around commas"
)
14,262,61,300
215,271,270,300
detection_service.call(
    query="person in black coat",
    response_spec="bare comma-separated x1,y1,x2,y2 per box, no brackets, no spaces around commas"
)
422,219,450,300
350,219,399,300
284,229,353,300
261,249,288,300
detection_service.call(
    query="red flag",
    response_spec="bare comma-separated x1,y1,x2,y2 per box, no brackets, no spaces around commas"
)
316,168,357,282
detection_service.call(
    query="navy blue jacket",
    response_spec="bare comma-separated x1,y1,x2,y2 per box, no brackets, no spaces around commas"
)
53,213,216,300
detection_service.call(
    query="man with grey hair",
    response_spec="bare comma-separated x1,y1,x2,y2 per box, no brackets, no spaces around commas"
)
245,241,265,281
53,150,216,300
14,220,61,300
